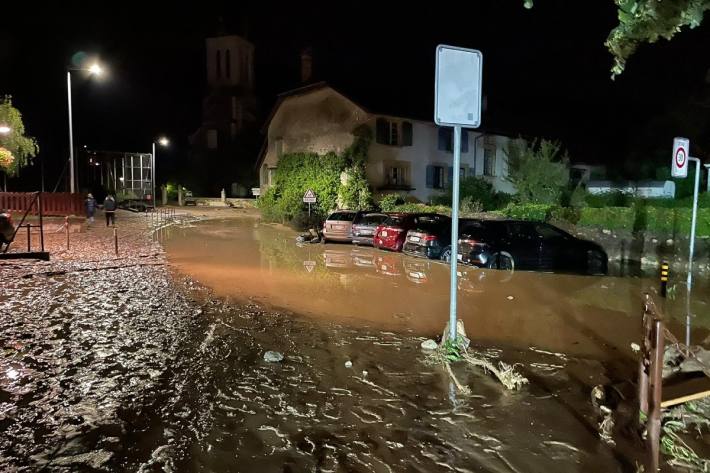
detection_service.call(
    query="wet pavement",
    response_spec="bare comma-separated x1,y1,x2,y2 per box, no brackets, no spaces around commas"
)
0,212,706,471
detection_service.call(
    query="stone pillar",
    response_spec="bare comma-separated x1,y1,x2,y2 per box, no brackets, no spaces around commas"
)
221,188,226,203
161,185,168,205
178,185,184,207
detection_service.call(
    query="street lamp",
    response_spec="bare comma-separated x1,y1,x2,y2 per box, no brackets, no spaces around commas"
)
67,61,104,193
152,136,169,207
0,126,11,134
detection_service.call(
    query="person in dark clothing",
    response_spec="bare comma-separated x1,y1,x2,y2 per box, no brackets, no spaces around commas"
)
85,193,96,223
103,195,117,227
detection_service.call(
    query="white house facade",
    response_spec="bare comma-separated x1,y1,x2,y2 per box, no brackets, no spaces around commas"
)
257,83,515,204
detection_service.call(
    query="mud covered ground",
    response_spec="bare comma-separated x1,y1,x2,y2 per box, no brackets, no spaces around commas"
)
0,210,695,472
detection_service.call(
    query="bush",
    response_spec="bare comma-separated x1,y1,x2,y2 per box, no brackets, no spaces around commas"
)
496,203,555,221
584,191,634,208
390,203,452,215
460,196,483,216
578,207,636,231
505,138,569,204
431,176,503,211
378,193,406,212
290,211,323,231
550,206,581,224
258,130,373,226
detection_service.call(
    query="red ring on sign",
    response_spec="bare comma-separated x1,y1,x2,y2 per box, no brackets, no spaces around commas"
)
676,148,687,167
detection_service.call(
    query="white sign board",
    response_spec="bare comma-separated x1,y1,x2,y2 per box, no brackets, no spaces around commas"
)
434,45,483,128
672,137,689,178
251,187,261,197
303,189,317,203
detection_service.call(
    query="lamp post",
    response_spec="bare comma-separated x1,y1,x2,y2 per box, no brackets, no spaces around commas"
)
67,62,103,193
152,136,169,208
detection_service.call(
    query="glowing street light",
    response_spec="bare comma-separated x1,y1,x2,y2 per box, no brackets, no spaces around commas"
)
88,63,103,76
67,58,105,193
0,126,11,134
152,136,170,207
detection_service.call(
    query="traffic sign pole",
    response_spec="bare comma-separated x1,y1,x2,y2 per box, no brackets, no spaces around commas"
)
449,126,462,341
685,157,701,346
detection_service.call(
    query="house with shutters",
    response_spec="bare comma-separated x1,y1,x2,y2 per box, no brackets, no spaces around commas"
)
256,82,515,203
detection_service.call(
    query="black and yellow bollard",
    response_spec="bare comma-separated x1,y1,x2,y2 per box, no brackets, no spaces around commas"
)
660,261,669,297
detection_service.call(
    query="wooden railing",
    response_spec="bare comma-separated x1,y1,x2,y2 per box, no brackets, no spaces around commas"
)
0,192,84,216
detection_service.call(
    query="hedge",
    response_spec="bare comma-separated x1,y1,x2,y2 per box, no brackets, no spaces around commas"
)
577,207,636,231
495,203,555,221
576,206,710,236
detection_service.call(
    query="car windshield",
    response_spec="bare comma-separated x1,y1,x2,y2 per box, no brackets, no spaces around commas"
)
383,216,406,226
327,212,356,222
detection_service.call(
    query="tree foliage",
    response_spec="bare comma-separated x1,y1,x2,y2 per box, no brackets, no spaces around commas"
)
257,129,373,226
525,0,710,78
504,138,569,205
0,96,38,177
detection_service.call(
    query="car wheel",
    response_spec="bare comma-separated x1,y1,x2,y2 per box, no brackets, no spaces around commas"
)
440,246,451,262
587,250,606,275
487,252,514,271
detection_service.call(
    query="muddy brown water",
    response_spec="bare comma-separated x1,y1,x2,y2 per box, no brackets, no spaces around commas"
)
161,218,709,361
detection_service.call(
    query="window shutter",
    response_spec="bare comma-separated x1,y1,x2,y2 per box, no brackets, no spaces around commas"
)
437,128,447,151
376,118,388,144
402,122,413,146
426,165,434,188
447,166,454,185
461,130,469,153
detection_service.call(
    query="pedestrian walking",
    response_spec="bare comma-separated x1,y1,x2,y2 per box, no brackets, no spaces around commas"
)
85,193,96,224
104,195,117,227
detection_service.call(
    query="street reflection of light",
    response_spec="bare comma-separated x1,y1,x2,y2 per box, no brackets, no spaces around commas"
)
6,368,19,380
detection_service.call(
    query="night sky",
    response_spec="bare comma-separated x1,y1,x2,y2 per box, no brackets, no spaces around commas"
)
2,1,709,190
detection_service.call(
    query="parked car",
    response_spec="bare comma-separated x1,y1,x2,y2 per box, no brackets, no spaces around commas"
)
457,219,608,275
351,213,389,246
322,210,363,243
0,210,14,249
373,213,433,252
402,214,453,261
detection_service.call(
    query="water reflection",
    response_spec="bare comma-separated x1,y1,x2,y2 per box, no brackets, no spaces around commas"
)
161,218,708,360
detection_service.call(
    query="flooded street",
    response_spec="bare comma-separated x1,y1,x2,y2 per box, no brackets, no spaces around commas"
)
1,212,708,471
162,217,710,361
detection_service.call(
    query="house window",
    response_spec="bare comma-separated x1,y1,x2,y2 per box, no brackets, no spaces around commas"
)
376,118,412,146
216,50,222,78
207,129,218,149
483,147,496,176
437,128,469,153
387,165,407,186
225,49,231,79
268,167,276,186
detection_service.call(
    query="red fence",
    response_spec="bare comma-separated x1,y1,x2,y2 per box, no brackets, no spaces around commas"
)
0,192,85,216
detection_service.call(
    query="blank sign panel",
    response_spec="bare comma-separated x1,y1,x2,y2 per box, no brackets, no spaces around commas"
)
435,45,482,128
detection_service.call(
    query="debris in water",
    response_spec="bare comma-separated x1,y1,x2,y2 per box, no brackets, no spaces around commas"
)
362,370,368,378
264,351,284,363
506,295,514,300
420,339,438,351
598,405,615,446
630,342,640,353
344,360,353,368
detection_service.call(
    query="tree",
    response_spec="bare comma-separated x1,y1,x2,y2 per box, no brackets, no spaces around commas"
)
524,0,710,78
0,96,39,177
504,138,569,204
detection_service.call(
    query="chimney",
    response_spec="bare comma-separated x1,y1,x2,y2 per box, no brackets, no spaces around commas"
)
301,47,313,83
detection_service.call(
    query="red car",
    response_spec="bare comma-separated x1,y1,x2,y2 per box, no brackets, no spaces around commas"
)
373,213,430,252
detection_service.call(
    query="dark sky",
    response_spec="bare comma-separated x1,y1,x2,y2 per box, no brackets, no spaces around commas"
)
2,1,709,189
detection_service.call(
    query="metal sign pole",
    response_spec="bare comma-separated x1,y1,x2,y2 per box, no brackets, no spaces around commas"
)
449,126,462,341
686,157,701,346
